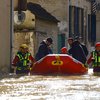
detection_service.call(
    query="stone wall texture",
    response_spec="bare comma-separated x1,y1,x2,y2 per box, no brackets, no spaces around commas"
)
0,0,11,74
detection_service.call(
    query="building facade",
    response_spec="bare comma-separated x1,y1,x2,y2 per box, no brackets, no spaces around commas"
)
69,0,91,46
96,0,100,42
0,0,100,74
0,0,11,74
13,0,59,59
96,13,100,42
27,0,69,53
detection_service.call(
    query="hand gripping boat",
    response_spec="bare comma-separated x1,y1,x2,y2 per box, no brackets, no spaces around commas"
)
30,54,88,75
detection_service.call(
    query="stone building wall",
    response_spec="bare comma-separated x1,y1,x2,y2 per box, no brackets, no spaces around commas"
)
28,0,69,36
35,19,58,53
12,32,35,58
96,0,100,42
70,0,91,48
13,10,35,59
27,0,69,52
13,0,59,60
28,0,68,21
14,0,18,9
14,10,35,30
0,0,11,74
96,13,100,42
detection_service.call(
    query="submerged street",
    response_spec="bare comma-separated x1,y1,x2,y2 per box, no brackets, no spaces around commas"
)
0,69,100,100
0,1,100,100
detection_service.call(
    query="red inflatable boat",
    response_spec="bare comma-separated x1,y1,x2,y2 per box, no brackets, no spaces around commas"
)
30,54,88,75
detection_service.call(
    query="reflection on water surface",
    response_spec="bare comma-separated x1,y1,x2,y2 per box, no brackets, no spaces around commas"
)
0,69,100,100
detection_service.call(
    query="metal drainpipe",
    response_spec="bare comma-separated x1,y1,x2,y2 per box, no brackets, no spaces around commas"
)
10,0,14,73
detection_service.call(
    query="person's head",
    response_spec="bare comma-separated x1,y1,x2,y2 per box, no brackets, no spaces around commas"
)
61,47,67,54
79,36,82,41
95,42,100,51
74,36,82,42
46,37,53,46
68,37,73,46
19,44,29,53
74,36,79,41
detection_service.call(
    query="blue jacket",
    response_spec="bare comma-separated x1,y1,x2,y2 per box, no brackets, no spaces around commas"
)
35,41,53,61
68,41,87,64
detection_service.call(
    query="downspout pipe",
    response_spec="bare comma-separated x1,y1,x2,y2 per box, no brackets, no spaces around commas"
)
10,0,14,73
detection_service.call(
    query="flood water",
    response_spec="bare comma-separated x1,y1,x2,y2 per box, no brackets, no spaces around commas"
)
0,69,100,100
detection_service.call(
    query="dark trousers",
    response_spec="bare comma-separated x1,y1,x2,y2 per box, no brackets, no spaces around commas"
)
16,69,30,74
93,67,100,72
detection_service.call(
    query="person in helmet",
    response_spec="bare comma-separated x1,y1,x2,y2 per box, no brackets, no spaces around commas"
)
35,37,53,61
87,42,100,73
61,47,68,54
12,44,36,75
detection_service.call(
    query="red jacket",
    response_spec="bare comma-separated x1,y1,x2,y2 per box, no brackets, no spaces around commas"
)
12,52,36,66
87,51,100,64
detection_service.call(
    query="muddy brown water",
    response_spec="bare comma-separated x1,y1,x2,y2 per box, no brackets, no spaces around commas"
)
0,69,100,100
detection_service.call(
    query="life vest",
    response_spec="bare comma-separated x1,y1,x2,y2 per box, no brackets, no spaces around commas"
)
16,52,31,70
92,51,100,67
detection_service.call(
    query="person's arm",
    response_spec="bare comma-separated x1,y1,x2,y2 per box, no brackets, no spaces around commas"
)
28,54,36,74
36,45,47,60
12,56,19,74
87,54,93,64
81,44,88,57
48,48,53,54
12,56,19,66
29,55,36,62
29,54,36,66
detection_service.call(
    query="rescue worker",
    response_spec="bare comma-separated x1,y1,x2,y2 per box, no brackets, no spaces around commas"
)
12,44,36,74
87,42,100,74
35,37,53,61
61,47,68,54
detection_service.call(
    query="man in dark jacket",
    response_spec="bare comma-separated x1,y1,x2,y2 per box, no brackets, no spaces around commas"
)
35,37,53,61
68,36,87,64
78,36,88,57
